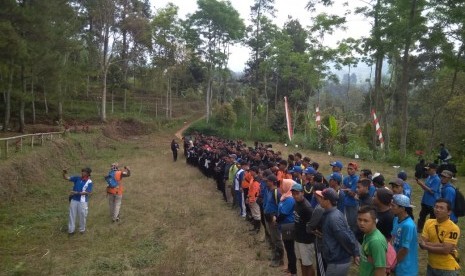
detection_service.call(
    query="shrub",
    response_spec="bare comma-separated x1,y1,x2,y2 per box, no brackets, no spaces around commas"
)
212,103,237,127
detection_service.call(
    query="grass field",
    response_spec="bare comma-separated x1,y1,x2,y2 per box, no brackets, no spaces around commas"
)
0,123,463,275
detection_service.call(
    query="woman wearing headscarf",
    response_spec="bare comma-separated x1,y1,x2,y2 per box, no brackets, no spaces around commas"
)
277,179,297,276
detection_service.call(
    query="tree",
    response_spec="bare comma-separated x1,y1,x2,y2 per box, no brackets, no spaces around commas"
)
189,0,245,122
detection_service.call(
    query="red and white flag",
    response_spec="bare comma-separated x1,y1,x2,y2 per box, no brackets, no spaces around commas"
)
315,106,321,129
371,109,384,149
284,96,293,141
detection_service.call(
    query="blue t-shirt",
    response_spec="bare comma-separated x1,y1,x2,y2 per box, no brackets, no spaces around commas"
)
441,183,457,223
403,182,412,198
343,174,359,207
421,174,440,206
368,184,376,197
278,197,295,224
391,216,418,275
69,176,93,202
264,188,281,215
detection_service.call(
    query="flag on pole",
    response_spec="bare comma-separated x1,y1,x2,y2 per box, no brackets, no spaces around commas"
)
371,109,385,149
315,106,321,129
284,96,293,141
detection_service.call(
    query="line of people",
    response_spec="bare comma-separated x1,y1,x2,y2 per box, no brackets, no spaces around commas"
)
183,134,461,276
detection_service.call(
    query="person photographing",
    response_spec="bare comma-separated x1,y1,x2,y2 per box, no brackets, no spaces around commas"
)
105,162,131,222
63,167,93,235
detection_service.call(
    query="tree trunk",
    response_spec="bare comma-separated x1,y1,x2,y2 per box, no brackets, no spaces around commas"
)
399,0,417,157
3,65,13,132
100,23,110,122
166,76,170,119
19,65,26,133
43,79,48,114
31,77,36,124
449,45,463,97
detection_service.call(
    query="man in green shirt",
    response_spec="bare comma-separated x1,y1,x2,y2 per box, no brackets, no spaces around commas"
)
357,205,387,276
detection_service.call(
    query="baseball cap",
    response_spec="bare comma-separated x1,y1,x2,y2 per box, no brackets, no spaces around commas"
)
291,183,303,192
330,161,343,169
392,194,414,208
425,163,438,169
372,173,385,186
389,178,404,186
304,167,317,175
329,173,342,183
228,154,237,159
289,165,303,174
315,188,338,203
441,170,454,178
397,171,407,181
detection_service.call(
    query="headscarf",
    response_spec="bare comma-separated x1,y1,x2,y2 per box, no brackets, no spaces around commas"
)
280,179,294,202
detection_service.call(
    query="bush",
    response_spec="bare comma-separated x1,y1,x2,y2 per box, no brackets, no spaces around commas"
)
212,103,237,127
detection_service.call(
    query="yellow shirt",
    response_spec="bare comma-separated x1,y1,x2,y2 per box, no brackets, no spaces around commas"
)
422,219,460,270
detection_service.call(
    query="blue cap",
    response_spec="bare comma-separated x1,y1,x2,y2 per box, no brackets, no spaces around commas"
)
291,183,303,192
330,161,343,169
304,167,316,175
289,165,303,174
329,173,342,183
393,194,414,208
397,171,407,181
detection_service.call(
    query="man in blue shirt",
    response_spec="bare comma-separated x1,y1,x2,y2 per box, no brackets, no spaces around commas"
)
63,167,93,235
342,162,360,234
440,170,458,223
391,194,419,276
416,163,441,233
264,174,285,267
397,171,412,199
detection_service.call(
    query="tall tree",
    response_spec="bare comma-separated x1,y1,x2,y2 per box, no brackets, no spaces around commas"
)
189,0,245,122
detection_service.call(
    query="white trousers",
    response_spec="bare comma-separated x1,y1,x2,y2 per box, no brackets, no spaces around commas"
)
69,200,88,233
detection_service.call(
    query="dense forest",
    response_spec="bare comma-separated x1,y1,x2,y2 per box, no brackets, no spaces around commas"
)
1,0,464,170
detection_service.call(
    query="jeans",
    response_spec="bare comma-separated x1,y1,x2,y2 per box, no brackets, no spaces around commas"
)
325,262,351,276
426,265,459,276
69,200,88,233
344,205,358,234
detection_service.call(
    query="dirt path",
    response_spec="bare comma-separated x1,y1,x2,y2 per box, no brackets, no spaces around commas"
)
174,115,205,139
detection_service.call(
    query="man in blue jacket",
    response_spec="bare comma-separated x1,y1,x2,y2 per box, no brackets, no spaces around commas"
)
342,162,360,234
416,162,441,233
264,174,284,267
315,188,360,276
439,170,458,223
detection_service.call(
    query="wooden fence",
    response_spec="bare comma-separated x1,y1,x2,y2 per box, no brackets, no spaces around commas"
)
0,131,64,159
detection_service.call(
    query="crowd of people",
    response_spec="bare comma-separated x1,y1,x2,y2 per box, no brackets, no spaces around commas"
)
182,133,461,276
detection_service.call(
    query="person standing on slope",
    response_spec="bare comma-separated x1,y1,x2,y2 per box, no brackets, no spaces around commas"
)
105,162,131,222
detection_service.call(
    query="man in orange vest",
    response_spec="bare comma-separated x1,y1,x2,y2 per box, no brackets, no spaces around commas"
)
105,162,131,222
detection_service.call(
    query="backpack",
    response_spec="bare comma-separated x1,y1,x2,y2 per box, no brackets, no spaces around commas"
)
105,170,120,188
454,187,465,217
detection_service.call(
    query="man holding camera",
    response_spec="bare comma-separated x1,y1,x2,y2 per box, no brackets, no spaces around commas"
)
105,162,131,222
63,167,93,235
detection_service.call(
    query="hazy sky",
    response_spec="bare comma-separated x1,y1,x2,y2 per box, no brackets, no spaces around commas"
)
150,0,370,72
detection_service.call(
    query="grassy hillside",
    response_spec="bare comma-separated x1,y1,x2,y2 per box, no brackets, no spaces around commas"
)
0,120,463,275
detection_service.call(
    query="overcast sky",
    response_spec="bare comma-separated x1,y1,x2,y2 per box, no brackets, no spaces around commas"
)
150,0,370,72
